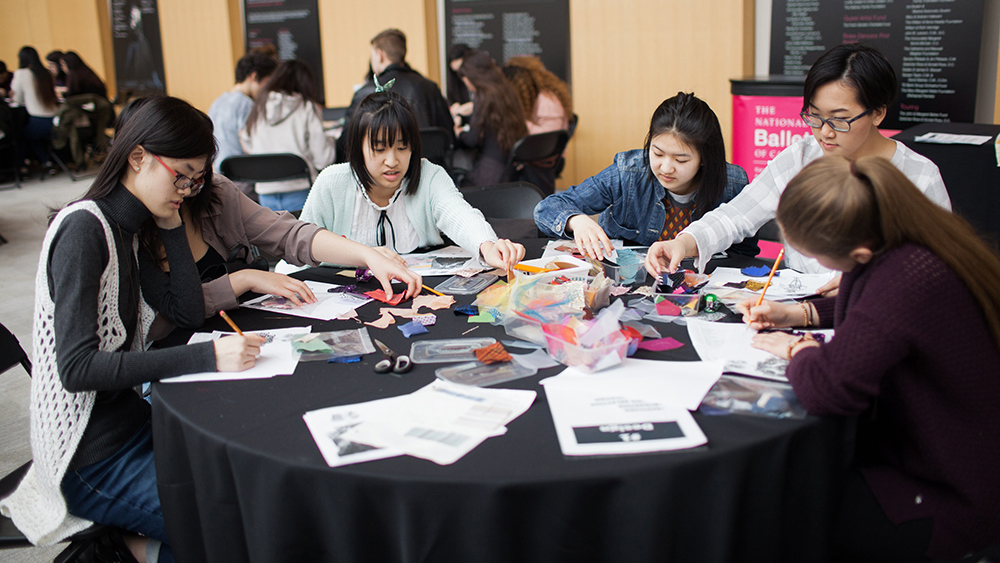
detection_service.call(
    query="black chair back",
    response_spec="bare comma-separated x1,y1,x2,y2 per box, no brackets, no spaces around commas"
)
219,153,311,184
460,181,546,239
0,322,30,375
419,127,454,175
504,130,569,195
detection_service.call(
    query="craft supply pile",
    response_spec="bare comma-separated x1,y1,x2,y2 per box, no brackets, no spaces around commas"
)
180,245,837,464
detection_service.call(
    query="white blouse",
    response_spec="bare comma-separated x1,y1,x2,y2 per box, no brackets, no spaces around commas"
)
350,185,420,253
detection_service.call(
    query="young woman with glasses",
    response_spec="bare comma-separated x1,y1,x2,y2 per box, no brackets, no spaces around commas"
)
116,97,420,328
645,43,952,277
0,96,266,563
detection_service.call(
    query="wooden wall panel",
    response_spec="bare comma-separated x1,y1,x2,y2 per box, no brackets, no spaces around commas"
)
0,0,54,65
317,0,434,108
564,0,752,188
158,0,238,112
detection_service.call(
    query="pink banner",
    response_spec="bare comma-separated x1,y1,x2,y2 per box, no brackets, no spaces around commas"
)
731,95,812,181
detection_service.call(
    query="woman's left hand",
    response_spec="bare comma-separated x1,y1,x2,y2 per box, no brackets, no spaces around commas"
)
480,240,526,271
751,332,820,360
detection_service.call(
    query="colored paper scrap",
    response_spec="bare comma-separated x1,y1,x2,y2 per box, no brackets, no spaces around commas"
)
623,321,661,339
655,299,682,316
412,294,455,311
365,309,396,329
502,339,544,350
454,305,479,316
412,314,437,326
468,311,495,323
335,309,359,321
293,338,335,353
474,342,512,364
632,286,655,297
364,290,406,306
637,337,685,352
610,286,631,297
327,354,363,363
399,320,430,338
740,265,773,277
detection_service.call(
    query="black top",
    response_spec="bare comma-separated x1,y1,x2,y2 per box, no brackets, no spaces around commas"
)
457,115,506,188
47,183,216,469
337,63,454,160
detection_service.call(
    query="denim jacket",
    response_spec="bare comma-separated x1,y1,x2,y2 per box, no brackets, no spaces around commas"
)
533,149,758,254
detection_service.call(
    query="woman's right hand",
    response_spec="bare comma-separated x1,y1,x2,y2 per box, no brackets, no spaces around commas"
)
214,334,265,371
734,298,800,330
566,215,613,261
229,270,317,306
645,234,697,276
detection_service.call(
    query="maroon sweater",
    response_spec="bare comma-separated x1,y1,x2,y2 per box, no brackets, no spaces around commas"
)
787,243,1000,559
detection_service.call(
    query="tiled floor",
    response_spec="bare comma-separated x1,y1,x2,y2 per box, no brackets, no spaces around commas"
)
2,171,93,563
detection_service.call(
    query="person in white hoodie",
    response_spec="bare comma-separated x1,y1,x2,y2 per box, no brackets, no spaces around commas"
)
240,59,334,212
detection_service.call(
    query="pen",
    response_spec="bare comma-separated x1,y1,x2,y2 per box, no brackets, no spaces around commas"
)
754,248,785,307
422,284,444,297
218,310,244,335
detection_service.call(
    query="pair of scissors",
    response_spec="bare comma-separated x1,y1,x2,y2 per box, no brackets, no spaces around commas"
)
373,339,412,375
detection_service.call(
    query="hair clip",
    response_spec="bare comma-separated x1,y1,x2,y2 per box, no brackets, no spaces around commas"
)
373,73,395,93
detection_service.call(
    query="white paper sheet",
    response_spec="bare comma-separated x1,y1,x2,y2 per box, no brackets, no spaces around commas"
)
161,326,310,383
402,246,480,276
341,379,536,465
544,358,725,411
703,267,837,301
541,375,708,456
913,132,994,145
241,280,371,321
685,319,833,381
302,397,406,467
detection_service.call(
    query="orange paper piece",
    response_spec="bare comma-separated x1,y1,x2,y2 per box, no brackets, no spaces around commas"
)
364,290,405,306
364,309,396,329
335,309,359,321
474,342,512,364
412,294,455,311
384,307,417,318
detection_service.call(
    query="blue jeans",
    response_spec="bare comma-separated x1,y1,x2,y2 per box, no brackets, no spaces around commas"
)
258,188,310,212
23,115,54,166
61,419,174,563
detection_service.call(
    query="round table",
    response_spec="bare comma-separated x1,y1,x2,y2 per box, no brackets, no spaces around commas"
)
152,244,847,563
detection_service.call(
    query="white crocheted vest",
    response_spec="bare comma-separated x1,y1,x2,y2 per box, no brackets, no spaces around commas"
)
0,201,154,546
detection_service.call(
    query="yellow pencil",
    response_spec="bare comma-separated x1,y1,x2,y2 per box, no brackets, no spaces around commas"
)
218,310,244,335
755,248,785,307
422,284,444,297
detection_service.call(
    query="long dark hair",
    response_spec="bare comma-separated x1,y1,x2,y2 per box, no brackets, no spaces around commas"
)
802,43,896,113
62,51,107,98
18,46,58,109
346,91,422,195
459,50,527,154
446,43,472,105
778,156,1000,348
643,92,727,219
69,97,216,259
244,59,320,136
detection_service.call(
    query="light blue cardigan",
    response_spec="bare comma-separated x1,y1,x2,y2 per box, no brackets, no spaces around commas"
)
299,159,498,258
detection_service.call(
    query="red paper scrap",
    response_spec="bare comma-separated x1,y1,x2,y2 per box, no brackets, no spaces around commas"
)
655,299,682,316
637,337,684,352
474,342,512,364
364,289,405,306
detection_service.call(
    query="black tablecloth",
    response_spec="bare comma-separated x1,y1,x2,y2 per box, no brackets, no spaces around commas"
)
152,242,847,562
895,122,1000,248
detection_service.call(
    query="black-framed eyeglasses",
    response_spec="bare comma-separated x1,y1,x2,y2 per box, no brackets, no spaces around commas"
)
150,152,206,195
799,108,873,133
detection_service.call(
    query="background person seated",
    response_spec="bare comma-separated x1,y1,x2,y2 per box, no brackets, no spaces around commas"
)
209,50,277,175
502,56,572,135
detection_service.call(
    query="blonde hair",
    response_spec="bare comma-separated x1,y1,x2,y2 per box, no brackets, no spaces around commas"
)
778,155,1000,347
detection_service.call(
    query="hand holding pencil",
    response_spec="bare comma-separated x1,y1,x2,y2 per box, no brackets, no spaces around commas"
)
214,310,265,372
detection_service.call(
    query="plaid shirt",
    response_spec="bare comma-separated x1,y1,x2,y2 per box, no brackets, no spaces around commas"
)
682,136,951,273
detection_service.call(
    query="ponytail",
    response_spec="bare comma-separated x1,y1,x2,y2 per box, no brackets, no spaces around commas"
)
778,156,1000,348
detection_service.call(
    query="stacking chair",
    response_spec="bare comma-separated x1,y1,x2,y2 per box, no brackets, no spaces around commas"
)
460,181,546,239
50,94,114,181
419,127,454,176
0,100,22,191
0,322,113,562
503,130,570,196
219,153,311,189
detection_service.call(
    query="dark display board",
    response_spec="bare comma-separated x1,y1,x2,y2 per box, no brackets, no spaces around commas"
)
244,0,325,104
444,0,570,83
769,0,984,128
111,0,167,95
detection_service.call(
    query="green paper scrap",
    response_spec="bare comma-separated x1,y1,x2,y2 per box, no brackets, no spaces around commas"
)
468,311,496,323
293,339,335,353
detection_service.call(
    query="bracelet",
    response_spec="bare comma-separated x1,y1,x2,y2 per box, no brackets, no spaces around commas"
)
800,302,812,327
786,334,807,360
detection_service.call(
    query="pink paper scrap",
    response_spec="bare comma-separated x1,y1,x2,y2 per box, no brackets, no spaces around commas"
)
637,337,684,352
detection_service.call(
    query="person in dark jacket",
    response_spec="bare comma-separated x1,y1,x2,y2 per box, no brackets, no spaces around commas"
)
337,29,453,161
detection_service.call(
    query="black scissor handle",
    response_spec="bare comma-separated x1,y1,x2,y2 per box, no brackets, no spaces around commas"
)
393,355,412,374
